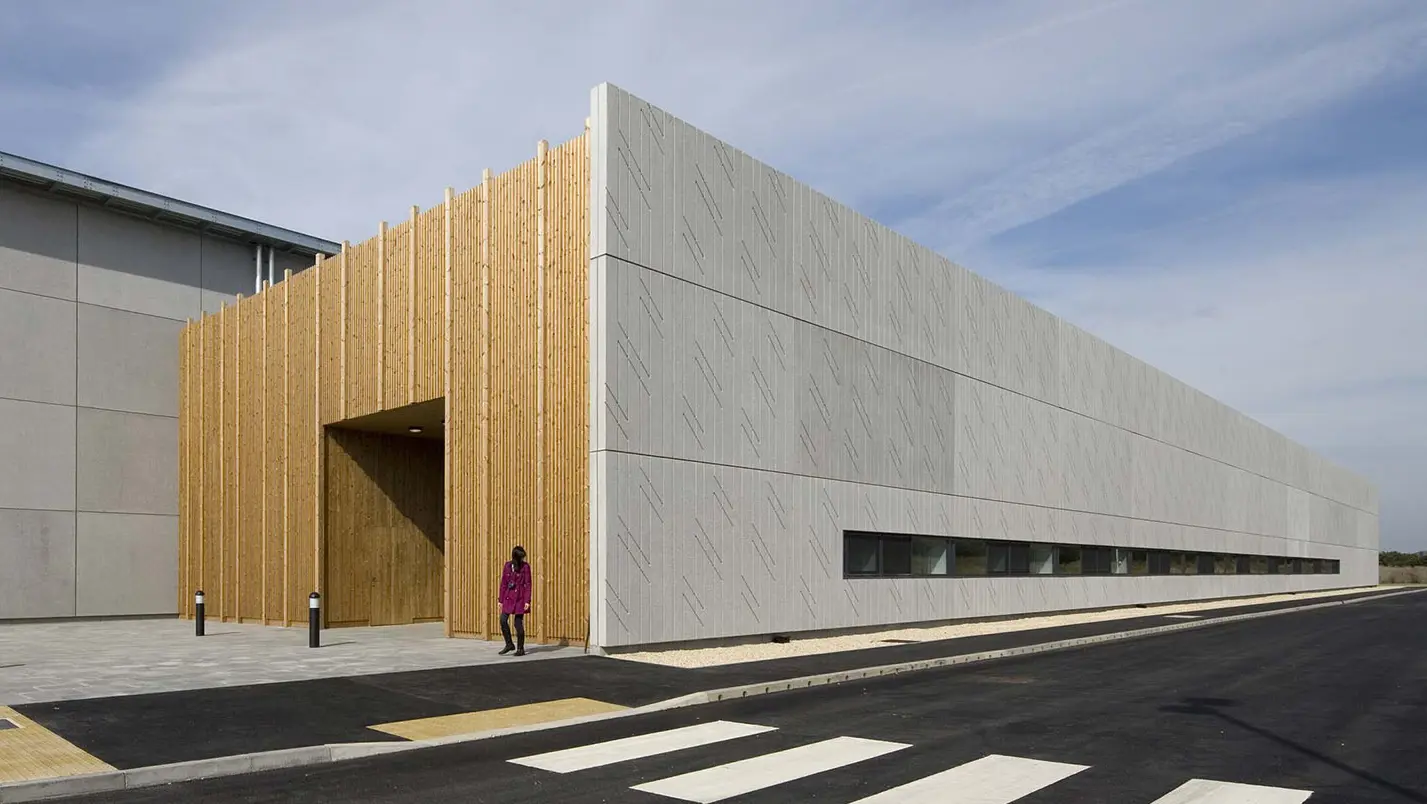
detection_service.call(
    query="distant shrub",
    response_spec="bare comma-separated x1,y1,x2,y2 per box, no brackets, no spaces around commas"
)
1379,551,1427,568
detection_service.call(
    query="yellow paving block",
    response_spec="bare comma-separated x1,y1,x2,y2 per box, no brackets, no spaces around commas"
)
0,706,115,784
369,698,628,741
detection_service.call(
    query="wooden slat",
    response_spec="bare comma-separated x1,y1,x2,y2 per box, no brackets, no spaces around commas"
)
285,269,318,625
442,186,454,636
239,294,265,622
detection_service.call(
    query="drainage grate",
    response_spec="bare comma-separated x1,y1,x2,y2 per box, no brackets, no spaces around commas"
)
0,718,18,731
880,638,920,644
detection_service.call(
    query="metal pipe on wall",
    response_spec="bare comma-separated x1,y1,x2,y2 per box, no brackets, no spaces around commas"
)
268,246,276,286
254,244,263,294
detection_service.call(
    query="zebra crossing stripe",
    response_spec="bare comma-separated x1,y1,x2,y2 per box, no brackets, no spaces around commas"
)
1150,778,1313,803
631,735,910,803
846,753,1089,803
507,720,776,773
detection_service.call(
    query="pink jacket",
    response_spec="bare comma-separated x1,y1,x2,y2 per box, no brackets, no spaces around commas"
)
499,560,532,615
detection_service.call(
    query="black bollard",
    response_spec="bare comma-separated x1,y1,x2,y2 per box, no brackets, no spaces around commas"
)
308,592,321,648
195,590,205,637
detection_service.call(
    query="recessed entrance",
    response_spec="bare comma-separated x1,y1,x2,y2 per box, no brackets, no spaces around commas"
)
323,398,445,628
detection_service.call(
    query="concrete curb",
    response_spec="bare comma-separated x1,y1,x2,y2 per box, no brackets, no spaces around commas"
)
2,587,1419,803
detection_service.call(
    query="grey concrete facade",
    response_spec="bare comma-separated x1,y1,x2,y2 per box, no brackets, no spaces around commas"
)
586,84,1380,649
0,180,320,620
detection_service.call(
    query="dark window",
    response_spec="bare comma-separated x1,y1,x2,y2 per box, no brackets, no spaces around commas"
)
988,542,1031,575
1083,547,1112,575
1131,550,1151,575
954,540,988,576
912,537,950,576
882,537,913,576
1029,544,1056,574
1007,543,1031,574
987,542,1007,574
845,534,879,575
849,533,1334,582
1112,549,1131,575
1148,551,1172,575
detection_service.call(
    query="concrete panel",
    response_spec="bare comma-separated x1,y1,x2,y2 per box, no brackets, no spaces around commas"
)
200,235,252,312
0,287,76,405
76,407,178,515
75,512,177,616
0,398,76,511
595,451,1371,648
77,204,202,320
0,185,77,299
77,303,183,416
589,85,1379,649
0,508,76,619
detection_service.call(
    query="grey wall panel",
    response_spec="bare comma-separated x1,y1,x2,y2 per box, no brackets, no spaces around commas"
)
589,84,1378,649
200,235,255,302
76,408,178,515
597,452,1373,647
0,509,76,619
0,398,76,511
77,204,202,320
0,186,77,300
77,303,183,416
75,512,177,616
0,288,77,405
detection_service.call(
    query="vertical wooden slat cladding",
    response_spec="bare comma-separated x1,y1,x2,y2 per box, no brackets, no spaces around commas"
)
264,287,286,624
417,204,445,401
176,132,590,644
383,218,410,411
201,313,222,618
286,269,319,625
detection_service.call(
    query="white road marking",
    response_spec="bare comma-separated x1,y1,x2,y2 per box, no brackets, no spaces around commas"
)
507,720,776,773
1165,615,1204,620
631,735,910,802
847,753,1089,803
1150,778,1314,803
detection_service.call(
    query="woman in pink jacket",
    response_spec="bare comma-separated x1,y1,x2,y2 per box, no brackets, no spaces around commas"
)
499,545,532,656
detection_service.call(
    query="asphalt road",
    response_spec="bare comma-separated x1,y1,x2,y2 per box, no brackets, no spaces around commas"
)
19,590,1394,770
64,591,1427,803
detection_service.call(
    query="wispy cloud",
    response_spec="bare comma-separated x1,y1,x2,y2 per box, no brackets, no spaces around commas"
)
2,0,1422,546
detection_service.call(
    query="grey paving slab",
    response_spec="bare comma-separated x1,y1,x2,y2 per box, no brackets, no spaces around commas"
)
0,618,581,705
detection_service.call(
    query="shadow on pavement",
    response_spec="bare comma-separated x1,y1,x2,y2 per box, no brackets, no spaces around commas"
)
1160,697,1426,802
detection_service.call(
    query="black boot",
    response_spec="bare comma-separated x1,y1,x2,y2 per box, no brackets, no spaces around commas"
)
515,636,526,657
499,643,514,655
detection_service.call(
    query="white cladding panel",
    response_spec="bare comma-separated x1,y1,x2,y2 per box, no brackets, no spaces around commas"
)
587,84,1379,648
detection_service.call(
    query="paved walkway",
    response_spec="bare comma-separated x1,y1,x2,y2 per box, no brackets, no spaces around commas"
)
0,619,580,706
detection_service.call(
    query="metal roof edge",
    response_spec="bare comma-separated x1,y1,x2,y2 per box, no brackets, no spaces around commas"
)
0,149,341,256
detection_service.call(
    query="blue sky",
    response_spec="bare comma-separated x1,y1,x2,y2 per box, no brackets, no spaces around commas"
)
3,0,1423,549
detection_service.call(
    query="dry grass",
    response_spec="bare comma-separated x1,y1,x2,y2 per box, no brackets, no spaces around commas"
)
1380,566,1427,585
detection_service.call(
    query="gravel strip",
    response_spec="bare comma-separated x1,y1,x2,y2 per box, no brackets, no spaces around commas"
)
614,587,1391,668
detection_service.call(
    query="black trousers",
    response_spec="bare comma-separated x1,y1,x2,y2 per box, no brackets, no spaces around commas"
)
500,612,524,647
